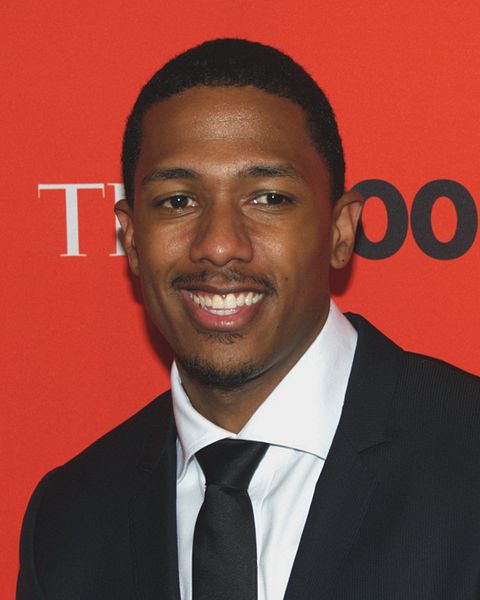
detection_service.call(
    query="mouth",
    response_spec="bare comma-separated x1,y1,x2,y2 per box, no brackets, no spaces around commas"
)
189,290,264,314
180,289,266,331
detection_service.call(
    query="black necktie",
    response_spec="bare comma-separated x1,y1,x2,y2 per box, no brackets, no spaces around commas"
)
192,438,269,600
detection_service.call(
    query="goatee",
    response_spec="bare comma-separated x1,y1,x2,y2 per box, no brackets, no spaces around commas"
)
177,355,261,390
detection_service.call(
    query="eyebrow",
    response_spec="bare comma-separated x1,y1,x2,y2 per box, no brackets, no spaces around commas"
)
141,163,306,186
238,164,306,183
141,167,200,186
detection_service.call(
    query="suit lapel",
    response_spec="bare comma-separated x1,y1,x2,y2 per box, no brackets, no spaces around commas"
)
284,430,377,599
128,392,181,600
284,314,404,599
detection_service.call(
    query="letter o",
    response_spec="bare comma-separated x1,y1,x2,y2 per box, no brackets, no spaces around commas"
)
353,179,408,259
411,180,478,259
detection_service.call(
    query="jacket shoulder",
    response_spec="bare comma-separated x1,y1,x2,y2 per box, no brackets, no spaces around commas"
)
56,389,168,464
17,391,174,598
347,311,479,399
403,350,480,388
345,312,480,445
54,389,172,482
399,351,480,431
22,390,174,533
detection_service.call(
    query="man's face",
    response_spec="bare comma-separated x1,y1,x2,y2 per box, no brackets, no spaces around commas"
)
118,86,360,389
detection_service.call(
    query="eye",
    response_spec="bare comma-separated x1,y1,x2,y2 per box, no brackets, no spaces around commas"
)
158,194,197,210
252,192,293,206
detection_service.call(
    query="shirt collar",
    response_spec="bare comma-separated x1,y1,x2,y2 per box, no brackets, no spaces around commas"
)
171,300,357,480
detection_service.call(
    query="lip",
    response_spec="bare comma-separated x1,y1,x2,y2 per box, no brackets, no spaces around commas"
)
179,289,266,331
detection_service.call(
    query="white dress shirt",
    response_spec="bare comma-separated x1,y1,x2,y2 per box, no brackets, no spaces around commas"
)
172,301,357,600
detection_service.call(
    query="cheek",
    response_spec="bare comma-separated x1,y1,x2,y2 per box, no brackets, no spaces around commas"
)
263,222,332,282
134,222,181,277
133,235,172,312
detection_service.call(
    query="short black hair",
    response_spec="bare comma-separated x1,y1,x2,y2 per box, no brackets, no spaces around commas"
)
122,38,345,206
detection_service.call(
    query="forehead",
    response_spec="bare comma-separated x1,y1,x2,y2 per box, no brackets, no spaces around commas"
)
136,86,329,184
142,85,308,139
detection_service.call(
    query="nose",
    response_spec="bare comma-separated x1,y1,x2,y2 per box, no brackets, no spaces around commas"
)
189,201,254,266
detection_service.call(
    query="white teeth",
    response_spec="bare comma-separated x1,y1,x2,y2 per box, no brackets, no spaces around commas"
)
212,294,224,309
224,293,237,308
189,291,264,311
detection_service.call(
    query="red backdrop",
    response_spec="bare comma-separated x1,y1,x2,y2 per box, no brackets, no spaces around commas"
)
3,1,479,595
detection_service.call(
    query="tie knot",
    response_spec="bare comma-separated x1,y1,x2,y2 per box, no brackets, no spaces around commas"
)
195,439,268,490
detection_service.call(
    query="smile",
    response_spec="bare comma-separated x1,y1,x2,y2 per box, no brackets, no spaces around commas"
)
188,291,264,315
180,289,266,331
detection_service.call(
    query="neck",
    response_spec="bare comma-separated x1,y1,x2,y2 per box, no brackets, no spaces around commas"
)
177,368,279,433
176,304,329,433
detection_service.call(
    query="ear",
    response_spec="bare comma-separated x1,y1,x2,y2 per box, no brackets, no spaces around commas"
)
114,199,140,276
330,190,364,269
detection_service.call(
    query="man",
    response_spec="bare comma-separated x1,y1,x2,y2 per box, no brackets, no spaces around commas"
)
18,39,480,599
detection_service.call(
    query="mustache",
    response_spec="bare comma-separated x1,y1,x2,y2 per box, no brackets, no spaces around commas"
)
171,269,277,293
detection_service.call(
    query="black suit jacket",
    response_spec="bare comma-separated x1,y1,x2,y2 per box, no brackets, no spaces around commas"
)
17,314,480,599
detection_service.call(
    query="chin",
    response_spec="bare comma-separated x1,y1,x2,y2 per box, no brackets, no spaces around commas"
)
177,354,263,390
